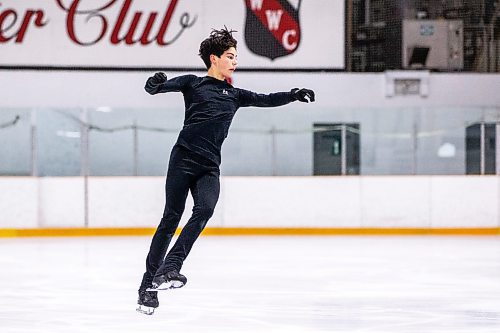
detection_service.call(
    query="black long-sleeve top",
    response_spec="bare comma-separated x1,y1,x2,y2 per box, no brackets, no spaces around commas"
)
146,74,295,166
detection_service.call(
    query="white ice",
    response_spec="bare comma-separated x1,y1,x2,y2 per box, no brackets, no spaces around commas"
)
1,236,500,333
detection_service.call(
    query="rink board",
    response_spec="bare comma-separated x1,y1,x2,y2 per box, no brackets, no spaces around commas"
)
0,176,499,234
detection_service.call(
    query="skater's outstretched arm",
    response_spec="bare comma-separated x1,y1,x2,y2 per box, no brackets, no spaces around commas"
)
237,88,315,108
145,72,196,95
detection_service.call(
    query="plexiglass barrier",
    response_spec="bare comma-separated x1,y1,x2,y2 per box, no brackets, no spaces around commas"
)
1,106,499,176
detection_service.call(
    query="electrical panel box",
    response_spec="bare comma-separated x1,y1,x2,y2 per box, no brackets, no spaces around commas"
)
403,19,464,70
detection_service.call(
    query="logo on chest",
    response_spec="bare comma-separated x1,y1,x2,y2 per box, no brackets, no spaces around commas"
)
222,89,229,95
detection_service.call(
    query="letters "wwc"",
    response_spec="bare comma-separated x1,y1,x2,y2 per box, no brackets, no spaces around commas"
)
247,0,300,52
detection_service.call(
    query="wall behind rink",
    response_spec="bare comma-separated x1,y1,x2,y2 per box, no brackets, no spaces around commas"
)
2,71,500,109
0,176,498,230
2,71,500,176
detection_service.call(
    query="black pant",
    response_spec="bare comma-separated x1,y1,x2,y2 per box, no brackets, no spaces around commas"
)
140,145,220,290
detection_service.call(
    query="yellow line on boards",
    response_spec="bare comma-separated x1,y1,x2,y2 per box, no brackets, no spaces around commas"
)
0,228,155,238
201,227,500,236
0,227,499,238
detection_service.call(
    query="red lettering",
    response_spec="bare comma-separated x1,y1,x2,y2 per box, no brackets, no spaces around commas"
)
110,0,131,44
57,0,115,46
110,0,156,45
156,0,179,46
125,13,141,44
55,0,194,47
15,10,47,43
0,6,47,44
111,0,179,46
67,0,107,45
0,9,18,42
140,13,158,45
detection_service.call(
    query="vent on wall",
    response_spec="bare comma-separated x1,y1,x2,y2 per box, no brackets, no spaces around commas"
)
385,70,430,97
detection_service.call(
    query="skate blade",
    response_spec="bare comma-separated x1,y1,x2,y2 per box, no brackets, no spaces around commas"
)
146,280,185,291
136,304,155,315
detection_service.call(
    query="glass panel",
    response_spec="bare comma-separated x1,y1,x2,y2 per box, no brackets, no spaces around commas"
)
87,109,134,176
0,109,31,175
87,107,183,176
361,108,417,175
36,109,82,176
0,106,498,176
137,109,182,176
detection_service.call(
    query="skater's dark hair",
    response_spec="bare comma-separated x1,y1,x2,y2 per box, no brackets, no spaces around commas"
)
199,27,237,69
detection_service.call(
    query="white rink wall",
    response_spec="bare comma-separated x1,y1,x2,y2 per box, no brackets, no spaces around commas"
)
2,72,500,109
0,176,498,229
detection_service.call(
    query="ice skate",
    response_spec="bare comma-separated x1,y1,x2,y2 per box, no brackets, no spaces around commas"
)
136,289,159,315
147,270,187,291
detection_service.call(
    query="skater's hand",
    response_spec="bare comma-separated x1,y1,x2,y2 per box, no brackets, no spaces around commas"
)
291,88,315,103
145,72,168,95
152,72,167,84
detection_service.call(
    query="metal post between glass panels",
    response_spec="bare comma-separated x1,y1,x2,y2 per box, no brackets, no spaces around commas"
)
80,109,89,228
271,126,277,176
341,124,347,176
133,119,138,176
480,122,485,175
497,123,500,175
412,122,418,175
30,110,38,177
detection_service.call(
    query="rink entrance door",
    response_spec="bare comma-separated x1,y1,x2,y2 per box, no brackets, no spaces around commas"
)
313,123,360,175
466,123,498,175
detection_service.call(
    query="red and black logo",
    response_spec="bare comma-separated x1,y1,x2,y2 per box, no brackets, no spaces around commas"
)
244,0,301,60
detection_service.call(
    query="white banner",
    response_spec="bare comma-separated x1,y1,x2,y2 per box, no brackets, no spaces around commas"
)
0,0,345,69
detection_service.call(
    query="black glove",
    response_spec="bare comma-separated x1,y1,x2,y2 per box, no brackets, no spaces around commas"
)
145,72,167,94
291,88,315,103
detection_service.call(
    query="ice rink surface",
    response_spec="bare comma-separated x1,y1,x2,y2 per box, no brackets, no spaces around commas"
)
1,235,499,333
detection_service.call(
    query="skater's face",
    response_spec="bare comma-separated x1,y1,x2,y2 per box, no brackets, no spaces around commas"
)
211,47,238,79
